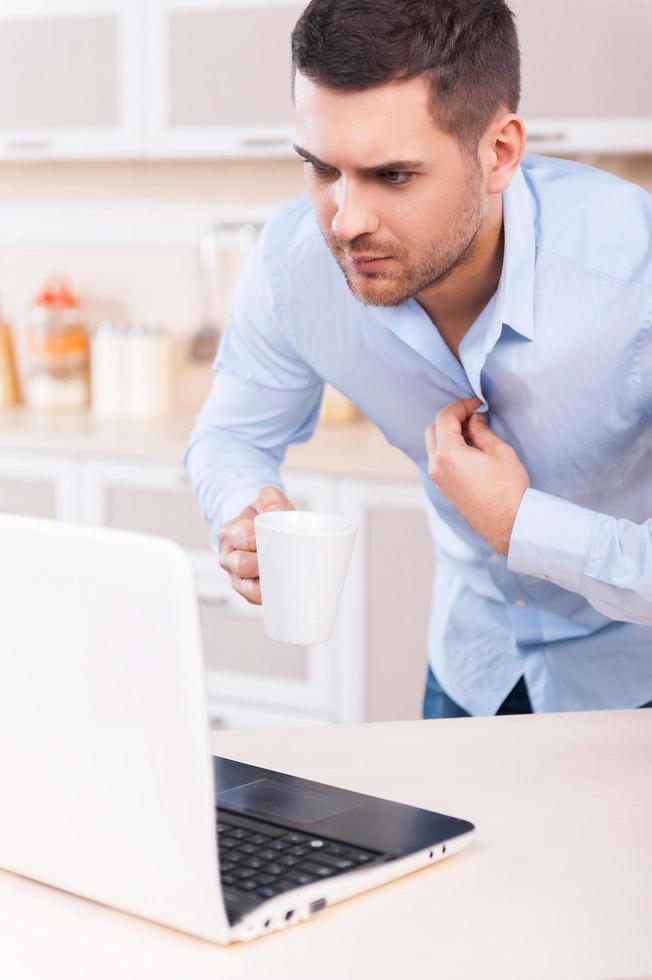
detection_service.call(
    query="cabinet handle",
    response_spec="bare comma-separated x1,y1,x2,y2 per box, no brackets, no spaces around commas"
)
239,135,292,148
5,139,53,153
527,132,567,144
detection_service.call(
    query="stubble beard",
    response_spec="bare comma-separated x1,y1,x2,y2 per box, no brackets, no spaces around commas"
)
322,169,486,309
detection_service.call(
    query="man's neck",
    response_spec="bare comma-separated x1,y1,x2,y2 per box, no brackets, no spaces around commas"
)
415,195,504,361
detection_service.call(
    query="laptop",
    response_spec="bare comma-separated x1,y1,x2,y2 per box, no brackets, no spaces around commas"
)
0,513,475,944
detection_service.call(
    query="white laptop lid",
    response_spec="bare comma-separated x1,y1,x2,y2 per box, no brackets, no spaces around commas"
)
0,514,229,943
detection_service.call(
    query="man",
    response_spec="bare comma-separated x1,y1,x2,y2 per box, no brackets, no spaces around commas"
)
186,0,652,718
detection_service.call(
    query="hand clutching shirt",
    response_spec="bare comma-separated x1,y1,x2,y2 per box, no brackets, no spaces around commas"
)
425,311,652,626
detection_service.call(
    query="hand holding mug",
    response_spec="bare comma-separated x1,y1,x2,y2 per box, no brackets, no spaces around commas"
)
218,486,294,604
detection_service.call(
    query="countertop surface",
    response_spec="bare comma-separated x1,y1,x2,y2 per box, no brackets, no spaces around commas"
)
0,407,416,481
1,709,651,979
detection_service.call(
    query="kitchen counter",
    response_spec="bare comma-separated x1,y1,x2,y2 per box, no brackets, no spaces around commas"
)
0,407,417,481
1,709,651,979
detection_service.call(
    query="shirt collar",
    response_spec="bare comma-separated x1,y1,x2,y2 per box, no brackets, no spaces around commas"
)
499,163,536,341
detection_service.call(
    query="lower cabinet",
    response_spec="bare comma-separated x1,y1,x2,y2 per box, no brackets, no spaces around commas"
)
0,452,79,521
338,480,433,723
0,451,433,726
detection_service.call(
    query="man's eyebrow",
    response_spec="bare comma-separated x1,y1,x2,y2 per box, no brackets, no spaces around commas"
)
293,144,424,173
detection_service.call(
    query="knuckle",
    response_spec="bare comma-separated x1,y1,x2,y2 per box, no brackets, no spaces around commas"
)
428,454,447,484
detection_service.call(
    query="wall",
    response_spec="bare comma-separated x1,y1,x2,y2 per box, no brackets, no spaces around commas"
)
0,158,306,332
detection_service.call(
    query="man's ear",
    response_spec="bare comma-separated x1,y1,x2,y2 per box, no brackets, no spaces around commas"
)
482,112,526,195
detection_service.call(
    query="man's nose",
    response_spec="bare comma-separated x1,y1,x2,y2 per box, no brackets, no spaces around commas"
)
330,180,379,242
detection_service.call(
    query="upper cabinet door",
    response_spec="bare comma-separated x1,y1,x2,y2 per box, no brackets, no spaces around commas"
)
0,0,143,160
512,0,652,154
147,0,307,158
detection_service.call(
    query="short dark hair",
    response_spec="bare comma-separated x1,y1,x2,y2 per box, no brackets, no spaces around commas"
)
291,0,520,153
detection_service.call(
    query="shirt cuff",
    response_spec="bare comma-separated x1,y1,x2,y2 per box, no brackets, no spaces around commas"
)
507,488,598,592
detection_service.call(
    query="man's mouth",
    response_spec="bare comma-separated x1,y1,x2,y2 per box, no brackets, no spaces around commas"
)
347,253,393,272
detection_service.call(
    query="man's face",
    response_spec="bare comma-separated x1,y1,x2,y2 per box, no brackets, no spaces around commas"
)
294,72,487,308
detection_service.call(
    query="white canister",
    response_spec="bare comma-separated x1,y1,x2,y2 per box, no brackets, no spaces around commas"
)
90,321,128,417
124,326,174,419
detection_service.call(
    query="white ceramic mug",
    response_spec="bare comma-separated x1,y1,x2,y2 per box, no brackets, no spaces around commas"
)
254,511,357,646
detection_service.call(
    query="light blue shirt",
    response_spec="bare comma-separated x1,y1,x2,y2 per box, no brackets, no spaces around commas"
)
185,154,652,715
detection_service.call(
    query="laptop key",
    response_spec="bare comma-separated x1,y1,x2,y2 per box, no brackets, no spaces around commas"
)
278,855,300,868
269,840,290,852
282,832,310,844
347,850,375,863
219,837,239,850
256,873,277,886
221,873,236,885
235,868,256,880
243,857,266,870
307,839,326,850
310,852,355,870
229,829,250,840
237,881,258,892
238,843,258,855
266,863,285,876
216,811,286,838
258,848,278,861
301,862,334,878
287,871,316,886
275,878,299,892
257,886,281,899
288,846,309,858
249,834,270,845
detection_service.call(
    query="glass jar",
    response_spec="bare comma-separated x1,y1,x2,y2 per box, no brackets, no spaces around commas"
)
26,279,89,411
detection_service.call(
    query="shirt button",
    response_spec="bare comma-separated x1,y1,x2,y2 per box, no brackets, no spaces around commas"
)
487,555,501,565
513,598,528,608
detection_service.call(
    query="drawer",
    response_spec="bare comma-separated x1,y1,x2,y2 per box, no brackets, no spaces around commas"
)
0,474,56,518
200,599,308,682
102,482,212,551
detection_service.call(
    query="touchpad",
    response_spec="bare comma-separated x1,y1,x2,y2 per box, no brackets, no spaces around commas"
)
219,778,361,825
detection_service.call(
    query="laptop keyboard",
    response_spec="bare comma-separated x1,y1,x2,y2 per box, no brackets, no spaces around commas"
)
217,808,381,901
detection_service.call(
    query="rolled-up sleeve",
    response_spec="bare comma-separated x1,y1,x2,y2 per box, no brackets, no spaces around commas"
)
184,237,323,541
508,489,652,626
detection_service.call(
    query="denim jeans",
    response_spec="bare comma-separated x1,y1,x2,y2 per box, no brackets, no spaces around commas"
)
422,665,652,718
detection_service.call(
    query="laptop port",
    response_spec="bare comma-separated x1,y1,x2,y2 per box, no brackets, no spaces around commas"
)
309,899,327,914
285,909,295,922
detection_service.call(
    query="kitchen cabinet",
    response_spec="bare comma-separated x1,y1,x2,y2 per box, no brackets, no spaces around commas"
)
511,0,652,154
0,0,143,160
146,0,307,159
0,435,432,727
338,479,433,723
1,0,650,161
0,452,78,520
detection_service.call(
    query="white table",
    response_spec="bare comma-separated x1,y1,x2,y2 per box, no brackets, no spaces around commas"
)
1,710,651,979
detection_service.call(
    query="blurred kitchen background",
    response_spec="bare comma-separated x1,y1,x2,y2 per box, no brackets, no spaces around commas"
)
1,0,651,730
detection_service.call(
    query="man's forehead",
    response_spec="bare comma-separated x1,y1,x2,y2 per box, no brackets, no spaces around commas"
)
294,73,444,169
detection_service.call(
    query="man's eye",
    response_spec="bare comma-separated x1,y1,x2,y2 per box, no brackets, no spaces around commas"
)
307,162,338,179
381,171,413,185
